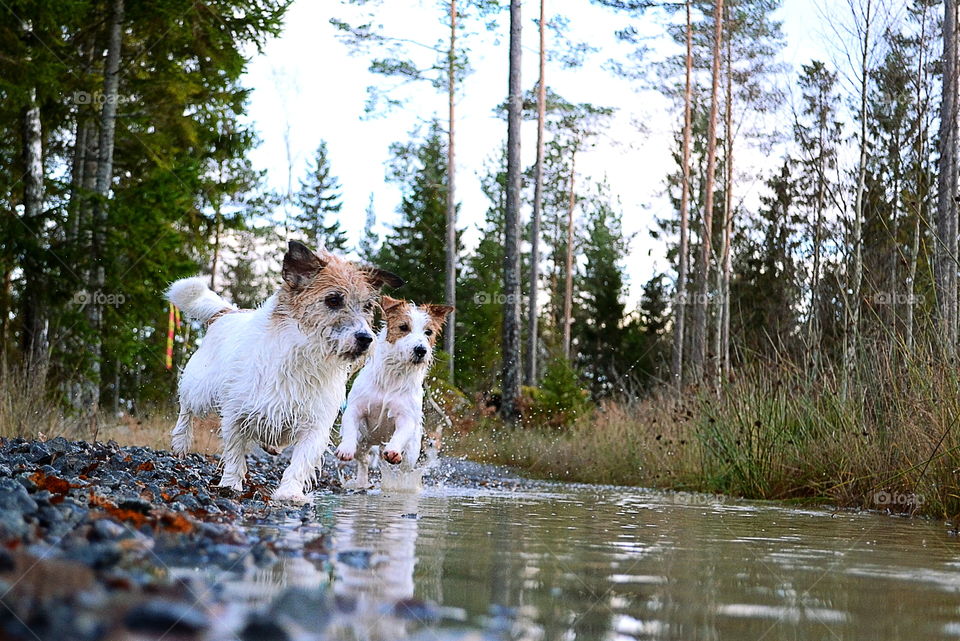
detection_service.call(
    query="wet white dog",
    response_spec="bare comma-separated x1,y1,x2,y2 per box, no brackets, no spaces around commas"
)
166,241,402,502
335,295,453,487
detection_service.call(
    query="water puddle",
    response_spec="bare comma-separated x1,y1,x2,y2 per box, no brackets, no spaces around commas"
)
173,482,960,640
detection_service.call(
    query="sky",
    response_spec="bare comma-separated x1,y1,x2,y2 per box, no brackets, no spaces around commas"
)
241,0,856,307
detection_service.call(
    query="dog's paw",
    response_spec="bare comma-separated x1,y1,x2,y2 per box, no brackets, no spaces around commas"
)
383,449,402,465
272,488,310,504
217,478,244,492
335,444,356,461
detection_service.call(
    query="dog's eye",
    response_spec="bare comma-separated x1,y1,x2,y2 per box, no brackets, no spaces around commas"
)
325,293,344,309
399,323,410,332
424,329,433,336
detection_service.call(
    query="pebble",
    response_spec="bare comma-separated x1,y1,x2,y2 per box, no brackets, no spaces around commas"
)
124,599,210,635
0,436,540,639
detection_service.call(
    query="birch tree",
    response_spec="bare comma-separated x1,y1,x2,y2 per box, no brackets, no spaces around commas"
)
690,0,724,384
526,0,548,386
672,0,694,390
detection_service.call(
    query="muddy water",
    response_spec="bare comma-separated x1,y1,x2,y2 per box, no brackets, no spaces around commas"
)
211,484,960,641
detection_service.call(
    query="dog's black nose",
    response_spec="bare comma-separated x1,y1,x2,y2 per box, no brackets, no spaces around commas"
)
413,345,427,359
355,332,373,349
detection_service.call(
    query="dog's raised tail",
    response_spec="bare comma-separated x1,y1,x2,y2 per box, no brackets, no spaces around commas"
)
166,276,232,323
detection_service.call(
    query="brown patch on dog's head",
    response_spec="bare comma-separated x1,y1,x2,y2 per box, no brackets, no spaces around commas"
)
382,295,413,344
275,241,403,358
421,304,454,347
381,296,453,347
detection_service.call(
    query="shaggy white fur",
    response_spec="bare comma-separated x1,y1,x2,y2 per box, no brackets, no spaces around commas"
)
336,302,451,488
167,242,399,503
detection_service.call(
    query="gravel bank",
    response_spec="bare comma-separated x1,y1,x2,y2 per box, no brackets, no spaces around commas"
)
0,437,535,641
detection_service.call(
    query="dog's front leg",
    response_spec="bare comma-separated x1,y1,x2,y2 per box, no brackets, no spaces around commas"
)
400,428,423,472
354,447,371,488
383,415,418,466
273,425,329,503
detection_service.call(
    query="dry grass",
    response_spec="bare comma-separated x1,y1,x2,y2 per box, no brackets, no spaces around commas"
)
92,413,222,455
0,366,221,455
448,349,960,520
0,362,73,440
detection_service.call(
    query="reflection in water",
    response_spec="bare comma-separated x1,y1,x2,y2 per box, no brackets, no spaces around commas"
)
325,492,430,640
203,485,960,640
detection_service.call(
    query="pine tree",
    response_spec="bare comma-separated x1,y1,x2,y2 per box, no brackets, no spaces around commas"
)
358,193,380,262
458,153,507,392
376,123,451,307
502,0,523,421
574,184,631,396
730,160,802,359
0,0,289,412
794,60,843,363
294,141,348,252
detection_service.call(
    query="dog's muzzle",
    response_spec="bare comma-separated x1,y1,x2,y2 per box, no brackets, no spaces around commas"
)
412,344,428,364
344,331,374,360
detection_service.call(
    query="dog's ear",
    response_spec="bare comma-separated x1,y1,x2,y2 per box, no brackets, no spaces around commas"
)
365,267,404,289
381,295,406,313
425,304,454,325
283,240,326,289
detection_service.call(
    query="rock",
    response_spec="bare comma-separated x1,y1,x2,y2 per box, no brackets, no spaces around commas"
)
0,509,29,540
91,518,126,541
214,497,241,514
394,597,440,622
0,548,14,572
117,497,153,514
271,588,331,630
124,599,209,635
65,542,122,570
336,549,373,569
173,493,202,511
241,616,291,641
28,442,51,464
47,437,70,455
0,478,37,513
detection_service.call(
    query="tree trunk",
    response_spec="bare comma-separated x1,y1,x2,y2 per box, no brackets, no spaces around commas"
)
907,216,920,353
719,28,733,382
68,118,89,242
445,0,458,382
937,0,959,354
562,149,577,361
691,0,724,385
908,0,933,355
671,0,693,391
87,0,124,416
501,0,523,423
210,205,221,290
525,0,547,387
808,94,826,370
20,85,46,368
845,0,871,388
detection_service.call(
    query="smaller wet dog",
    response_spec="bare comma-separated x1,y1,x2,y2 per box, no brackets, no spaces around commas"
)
335,296,453,487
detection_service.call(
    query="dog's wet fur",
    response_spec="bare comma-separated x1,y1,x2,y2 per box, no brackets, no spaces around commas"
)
167,241,402,503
